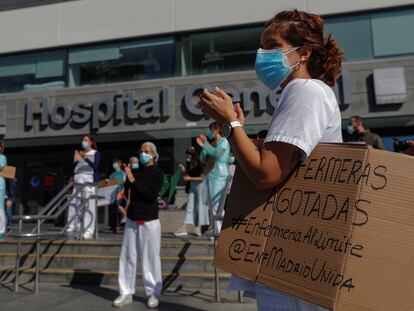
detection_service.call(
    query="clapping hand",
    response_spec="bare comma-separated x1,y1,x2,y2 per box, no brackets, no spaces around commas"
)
74,150,82,162
199,87,245,126
124,164,135,183
196,134,207,148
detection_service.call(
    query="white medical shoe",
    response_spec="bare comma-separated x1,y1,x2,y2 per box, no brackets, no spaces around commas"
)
82,232,94,240
66,227,76,233
112,294,133,307
146,295,159,309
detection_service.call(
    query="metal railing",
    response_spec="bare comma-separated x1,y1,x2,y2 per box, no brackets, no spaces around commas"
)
205,176,243,303
9,214,61,294
8,181,102,293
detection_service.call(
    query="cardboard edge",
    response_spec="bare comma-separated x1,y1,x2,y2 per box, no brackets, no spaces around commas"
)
319,143,369,149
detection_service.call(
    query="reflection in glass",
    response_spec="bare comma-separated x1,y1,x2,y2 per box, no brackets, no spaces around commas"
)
68,38,175,86
0,51,66,94
180,27,261,75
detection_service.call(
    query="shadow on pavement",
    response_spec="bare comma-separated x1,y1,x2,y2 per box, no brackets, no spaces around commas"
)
67,284,209,311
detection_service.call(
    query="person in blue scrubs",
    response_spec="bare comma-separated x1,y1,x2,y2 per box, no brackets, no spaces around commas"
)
197,122,230,234
0,140,8,239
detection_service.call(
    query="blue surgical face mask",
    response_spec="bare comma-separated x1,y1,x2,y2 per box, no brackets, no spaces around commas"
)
131,163,139,170
347,125,355,135
81,141,89,150
139,152,153,165
255,47,300,90
206,130,214,140
113,163,119,170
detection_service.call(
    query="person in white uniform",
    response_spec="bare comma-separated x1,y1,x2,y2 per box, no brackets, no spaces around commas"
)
113,142,164,309
199,9,343,311
67,134,100,240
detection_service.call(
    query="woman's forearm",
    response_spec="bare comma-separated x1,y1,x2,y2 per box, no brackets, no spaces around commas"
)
229,127,293,190
189,176,203,182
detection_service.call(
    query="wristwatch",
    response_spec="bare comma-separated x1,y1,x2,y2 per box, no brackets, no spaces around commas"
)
222,120,243,139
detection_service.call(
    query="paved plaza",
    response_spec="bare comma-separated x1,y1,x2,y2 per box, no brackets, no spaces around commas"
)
0,283,255,311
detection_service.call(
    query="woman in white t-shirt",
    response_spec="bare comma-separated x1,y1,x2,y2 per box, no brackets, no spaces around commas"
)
199,9,343,311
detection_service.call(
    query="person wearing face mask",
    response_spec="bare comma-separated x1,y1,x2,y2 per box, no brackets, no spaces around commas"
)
129,156,140,172
345,115,385,149
113,142,164,309
199,9,343,311
0,141,7,239
108,159,126,234
174,146,208,237
197,122,230,235
67,134,100,240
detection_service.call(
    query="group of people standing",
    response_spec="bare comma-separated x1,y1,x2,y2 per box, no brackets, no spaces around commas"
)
174,121,234,238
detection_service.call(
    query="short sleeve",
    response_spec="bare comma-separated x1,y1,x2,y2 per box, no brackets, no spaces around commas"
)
264,80,335,160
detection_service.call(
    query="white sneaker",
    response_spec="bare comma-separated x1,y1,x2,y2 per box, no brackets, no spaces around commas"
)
82,232,94,240
174,230,188,237
194,226,202,237
66,227,76,233
113,294,133,307
146,295,159,309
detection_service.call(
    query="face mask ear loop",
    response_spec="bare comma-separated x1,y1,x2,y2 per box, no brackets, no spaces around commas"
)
286,47,304,71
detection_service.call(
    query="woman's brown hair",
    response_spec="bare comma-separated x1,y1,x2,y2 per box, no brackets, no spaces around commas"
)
265,10,343,86
0,140,4,154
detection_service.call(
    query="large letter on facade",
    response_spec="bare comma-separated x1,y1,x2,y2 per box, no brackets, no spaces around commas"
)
25,98,49,128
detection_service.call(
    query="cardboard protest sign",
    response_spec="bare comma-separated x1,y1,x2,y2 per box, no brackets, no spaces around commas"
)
0,166,16,179
214,143,414,311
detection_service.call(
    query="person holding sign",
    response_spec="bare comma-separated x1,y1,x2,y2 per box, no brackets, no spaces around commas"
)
0,141,7,239
199,9,343,311
113,142,164,309
67,134,100,240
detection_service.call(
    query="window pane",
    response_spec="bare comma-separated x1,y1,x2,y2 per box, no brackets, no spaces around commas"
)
69,38,174,86
0,51,66,93
325,15,373,61
181,27,262,75
68,45,121,64
36,51,65,78
371,9,414,57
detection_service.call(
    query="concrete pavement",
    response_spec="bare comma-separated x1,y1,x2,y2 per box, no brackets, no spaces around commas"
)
0,283,256,311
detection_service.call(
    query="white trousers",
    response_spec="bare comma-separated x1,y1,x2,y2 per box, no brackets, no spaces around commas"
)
118,218,162,297
0,207,6,234
256,292,329,311
67,175,96,234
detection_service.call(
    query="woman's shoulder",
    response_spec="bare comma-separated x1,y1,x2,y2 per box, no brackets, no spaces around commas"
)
283,78,330,97
280,78,337,108
86,149,98,155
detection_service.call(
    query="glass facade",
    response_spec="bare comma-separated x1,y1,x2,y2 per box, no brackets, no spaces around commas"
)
68,38,175,86
0,50,66,93
0,7,413,94
180,27,261,75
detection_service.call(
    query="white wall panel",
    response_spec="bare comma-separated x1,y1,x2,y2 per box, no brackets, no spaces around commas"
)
0,0,411,54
